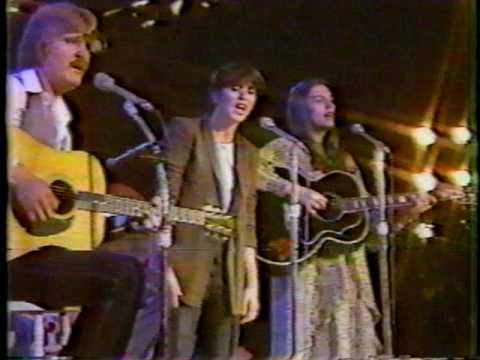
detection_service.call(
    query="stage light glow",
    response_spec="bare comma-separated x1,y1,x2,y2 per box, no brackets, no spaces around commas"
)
392,168,438,192
412,172,438,192
132,0,149,7
413,127,437,146
449,127,472,145
141,19,156,28
170,0,183,15
446,170,471,186
413,223,435,240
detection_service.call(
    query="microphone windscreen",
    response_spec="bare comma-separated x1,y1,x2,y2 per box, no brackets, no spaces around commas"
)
94,72,115,91
349,123,365,134
259,116,275,128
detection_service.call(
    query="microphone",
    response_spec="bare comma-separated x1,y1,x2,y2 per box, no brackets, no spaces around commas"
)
259,117,304,147
94,73,154,111
103,0,150,17
348,123,391,154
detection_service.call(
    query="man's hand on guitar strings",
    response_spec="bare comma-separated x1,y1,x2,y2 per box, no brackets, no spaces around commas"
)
298,186,328,215
11,165,60,223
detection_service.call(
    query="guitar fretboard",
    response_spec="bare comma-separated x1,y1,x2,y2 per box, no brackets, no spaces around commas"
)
340,192,427,213
76,192,206,226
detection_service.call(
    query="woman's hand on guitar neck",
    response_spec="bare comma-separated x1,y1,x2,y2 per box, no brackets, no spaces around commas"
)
393,182,464,233
411,182,464,214
10,164,59,223
298,186,328,214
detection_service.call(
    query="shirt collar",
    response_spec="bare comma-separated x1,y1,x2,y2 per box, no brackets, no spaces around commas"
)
18,69,44,94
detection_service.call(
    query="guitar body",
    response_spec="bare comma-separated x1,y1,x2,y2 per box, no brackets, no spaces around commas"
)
258,169,370,262
308,170,370,256
8,127,106,260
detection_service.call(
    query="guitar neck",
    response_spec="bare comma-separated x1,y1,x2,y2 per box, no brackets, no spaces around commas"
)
76,192,151,216
75,192,206,225
340,192,428,213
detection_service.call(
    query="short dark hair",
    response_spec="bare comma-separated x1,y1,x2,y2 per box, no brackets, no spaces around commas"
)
18,2,97,68
208,62,266,95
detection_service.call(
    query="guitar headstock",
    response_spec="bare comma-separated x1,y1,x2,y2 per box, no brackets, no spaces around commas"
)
201,205,236,240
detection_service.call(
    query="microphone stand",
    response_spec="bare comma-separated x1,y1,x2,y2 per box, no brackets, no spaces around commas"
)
123,100,158,143
351,124,394,355
123,100,170,358
283,143,303,358
373,148,394,356
260,119,311,357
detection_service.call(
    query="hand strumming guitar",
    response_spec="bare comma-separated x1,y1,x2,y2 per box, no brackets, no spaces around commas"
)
298,186,328,214
10,164,59,223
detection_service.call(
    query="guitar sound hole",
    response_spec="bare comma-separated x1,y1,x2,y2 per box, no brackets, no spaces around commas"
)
50,180,75,215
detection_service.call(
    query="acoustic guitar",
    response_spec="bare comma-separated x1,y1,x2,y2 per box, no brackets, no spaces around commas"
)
258,168,471,262
8,127,235,260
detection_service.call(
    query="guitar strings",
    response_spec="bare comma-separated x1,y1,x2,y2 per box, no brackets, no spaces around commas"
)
44,186,145,215
48,185,152,210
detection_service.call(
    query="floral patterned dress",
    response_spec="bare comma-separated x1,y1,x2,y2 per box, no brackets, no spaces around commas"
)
257,134,382,360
